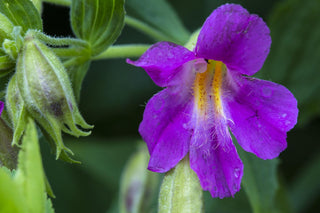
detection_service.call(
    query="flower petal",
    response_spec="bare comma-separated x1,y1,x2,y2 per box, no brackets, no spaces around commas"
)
195,4,271,76
0,101,3,116
189,117,243,198
226,74,298,159
127,41,196,87
139,86,194,173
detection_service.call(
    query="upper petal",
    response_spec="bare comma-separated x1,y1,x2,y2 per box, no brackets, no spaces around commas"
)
139,85,194,173
195,4,271,76
127,41,196,87
189,114,243,198
226,74,298,159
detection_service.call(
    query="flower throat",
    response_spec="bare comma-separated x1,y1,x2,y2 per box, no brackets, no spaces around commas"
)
194,60,225,116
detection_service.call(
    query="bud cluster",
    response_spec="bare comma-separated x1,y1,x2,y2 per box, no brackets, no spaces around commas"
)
8,33,92,160
1,4,93,161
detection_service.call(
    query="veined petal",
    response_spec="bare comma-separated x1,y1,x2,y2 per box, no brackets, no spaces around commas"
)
226,74,298,159
127,42,196,87
139,86,194,173
195,4,271,76
0,101,3,115
189,117,243,198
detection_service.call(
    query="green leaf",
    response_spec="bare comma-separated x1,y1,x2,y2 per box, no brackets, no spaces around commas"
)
0,167,25,213
0,0,42,33
0,12,15,43
237,144,279,213
45,198,55,213
126,0,190,44
0,119,54,213
70,0,125,56
259,0,320,125
16,119,46,213
30,0,42,12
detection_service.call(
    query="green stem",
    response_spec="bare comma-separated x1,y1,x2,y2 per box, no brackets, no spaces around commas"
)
62,57,89,68
92,44,150,60
42,0,71,6
53,47,89,58
28,30,88,48
125,16,174,42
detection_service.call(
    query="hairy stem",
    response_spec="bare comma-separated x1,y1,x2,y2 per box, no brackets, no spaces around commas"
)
28,30,88,48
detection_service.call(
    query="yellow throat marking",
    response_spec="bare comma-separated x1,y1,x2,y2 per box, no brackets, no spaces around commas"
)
194,60,224,116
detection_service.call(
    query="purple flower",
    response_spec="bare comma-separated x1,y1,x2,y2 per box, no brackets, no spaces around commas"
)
0,101,3,116
127,4,298,198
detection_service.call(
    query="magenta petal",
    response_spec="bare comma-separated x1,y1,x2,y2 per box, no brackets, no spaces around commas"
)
195,4,271,76
190,118,243,198
227,74,298,159
0,101,3,116
127,42,196,87
139,88,194,173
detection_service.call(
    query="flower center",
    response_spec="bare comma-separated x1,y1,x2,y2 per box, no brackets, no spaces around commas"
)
194,60,226,116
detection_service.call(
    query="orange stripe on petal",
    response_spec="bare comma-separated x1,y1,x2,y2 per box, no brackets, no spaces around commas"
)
193,60,226,117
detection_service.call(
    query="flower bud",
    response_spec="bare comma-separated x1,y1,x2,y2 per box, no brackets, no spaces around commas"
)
15,34,93,160
2,26,24,60
119,143,159,213
0,13,16,76
158,155,204,213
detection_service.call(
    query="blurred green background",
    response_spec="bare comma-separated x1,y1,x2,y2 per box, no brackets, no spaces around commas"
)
39,0,320,212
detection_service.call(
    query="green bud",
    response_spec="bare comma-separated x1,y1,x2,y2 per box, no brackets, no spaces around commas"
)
0,12,14,44
120,143,159,213
158,155,204,213
2,26,24,60
0,117,18,169
184,29,200,51
16,34,93,160
6,74,28,146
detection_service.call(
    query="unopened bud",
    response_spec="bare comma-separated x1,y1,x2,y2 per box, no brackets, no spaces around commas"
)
184,29,200,51
158,155,204,213
120,143,159,213
0,14,17,76
16,34,93,160
2,26,24,60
